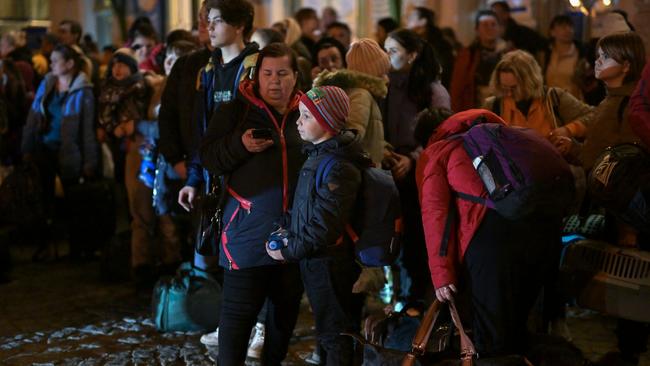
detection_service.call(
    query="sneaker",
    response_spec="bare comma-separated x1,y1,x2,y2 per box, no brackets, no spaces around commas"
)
304,349,322,365
200,328,219,347
247,322,265,359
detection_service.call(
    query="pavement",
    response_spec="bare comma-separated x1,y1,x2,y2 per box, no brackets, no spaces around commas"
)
1,242,649,365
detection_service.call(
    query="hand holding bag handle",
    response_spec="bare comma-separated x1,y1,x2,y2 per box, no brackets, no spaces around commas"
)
448,297,477,366
402,300,443,366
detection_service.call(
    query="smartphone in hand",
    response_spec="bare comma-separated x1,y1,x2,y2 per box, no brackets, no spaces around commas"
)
252,128,273,140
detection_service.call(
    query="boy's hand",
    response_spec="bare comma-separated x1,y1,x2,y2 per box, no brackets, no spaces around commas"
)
178,186,197,212
242,129,274,153
266,242,286,261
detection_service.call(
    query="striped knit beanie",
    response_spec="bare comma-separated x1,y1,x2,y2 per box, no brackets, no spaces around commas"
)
346,38,391,78
299,86,350,134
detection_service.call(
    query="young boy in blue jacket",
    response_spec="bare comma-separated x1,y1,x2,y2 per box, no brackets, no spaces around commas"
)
266,86,367,366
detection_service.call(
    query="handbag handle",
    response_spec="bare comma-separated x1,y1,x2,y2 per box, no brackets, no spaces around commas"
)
402,300,443,366
448,298,477,365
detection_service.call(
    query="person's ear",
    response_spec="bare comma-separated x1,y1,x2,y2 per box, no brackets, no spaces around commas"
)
408,52,417,65
622,60,631,75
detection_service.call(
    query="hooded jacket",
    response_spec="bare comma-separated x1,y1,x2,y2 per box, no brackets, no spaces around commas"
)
416,109,505,288
199,79,305,270
186,43,259,189
22,72,98,182
314,69,387,166
281,131,368,261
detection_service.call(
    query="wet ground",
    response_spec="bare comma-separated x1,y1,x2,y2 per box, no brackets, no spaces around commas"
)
1,242,649,365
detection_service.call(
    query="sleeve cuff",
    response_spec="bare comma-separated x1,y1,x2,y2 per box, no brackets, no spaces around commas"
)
565,121,586,139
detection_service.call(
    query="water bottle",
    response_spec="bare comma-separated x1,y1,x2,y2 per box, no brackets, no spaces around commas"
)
267,228,289,251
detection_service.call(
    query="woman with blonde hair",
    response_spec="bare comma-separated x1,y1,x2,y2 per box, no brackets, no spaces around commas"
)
484,49,593,139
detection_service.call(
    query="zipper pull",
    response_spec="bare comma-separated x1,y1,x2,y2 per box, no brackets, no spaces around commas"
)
228,259,233,271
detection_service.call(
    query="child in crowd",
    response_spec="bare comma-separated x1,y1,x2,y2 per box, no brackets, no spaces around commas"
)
98,48,147,139
266,86,365,366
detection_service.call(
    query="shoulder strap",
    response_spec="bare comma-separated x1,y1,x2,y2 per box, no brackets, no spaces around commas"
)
545,87,562,128
315,153,339,195
449,298,477,364
402,300,443,366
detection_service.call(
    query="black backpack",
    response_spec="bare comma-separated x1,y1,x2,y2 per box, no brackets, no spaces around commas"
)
588,144,650,212
315,154,402,267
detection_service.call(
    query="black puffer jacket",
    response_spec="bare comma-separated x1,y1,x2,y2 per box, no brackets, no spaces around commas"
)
158,48,211,166
199,80,305,270
281,130,369,261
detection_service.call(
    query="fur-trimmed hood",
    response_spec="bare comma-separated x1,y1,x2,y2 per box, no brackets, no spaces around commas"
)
313,69,388,99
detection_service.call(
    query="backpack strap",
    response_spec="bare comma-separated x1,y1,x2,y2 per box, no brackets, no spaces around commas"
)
439,191,491,257
315,153,361,244
315,153,339,195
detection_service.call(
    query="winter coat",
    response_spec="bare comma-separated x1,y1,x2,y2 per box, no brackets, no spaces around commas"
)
97,73,148,134
22,72,98,182
158,48,211,166
630,62,650,146
186,44,259,189
314,69,387,166
199,79,305,270
384,71,450,159
416,109,505,288
281,131,368,261
484,87,594,138
450,41,507,113
580,82,642,170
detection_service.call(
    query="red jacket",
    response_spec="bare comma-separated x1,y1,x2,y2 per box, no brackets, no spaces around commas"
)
450,46,480,113
630,62,650,146
415,109,505,288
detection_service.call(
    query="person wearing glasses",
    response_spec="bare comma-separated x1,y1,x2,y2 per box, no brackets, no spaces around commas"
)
484,50,593,141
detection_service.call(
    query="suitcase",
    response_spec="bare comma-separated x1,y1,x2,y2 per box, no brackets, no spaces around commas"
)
560,239,650,322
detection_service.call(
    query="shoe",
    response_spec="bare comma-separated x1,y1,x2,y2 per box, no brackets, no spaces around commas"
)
549,318,573,343
247,323,265,359
304,349,321,365
200,328,219,347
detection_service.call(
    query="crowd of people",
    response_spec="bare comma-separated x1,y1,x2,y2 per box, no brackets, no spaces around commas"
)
1,0,649,365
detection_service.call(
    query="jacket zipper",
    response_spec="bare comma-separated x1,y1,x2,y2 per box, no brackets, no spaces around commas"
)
261,104,291,212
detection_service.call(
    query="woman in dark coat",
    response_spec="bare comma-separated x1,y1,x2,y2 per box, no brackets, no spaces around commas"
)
199,43,305,366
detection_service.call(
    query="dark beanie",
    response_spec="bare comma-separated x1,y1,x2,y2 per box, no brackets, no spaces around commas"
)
111,47,139,74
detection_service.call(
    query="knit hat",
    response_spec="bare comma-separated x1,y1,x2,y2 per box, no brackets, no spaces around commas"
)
346,38,391,78
112,47,139,74
299,86,350,135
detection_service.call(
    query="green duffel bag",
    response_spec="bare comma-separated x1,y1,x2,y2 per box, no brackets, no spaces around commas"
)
152,262,222,332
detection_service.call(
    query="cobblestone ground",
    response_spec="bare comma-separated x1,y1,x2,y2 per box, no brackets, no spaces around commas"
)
1,244,649,365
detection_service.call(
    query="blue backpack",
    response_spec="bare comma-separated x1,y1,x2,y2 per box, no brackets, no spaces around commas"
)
316,154,402,267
